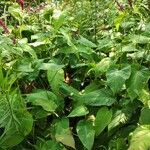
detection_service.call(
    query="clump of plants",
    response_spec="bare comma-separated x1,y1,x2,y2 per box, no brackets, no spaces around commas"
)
0,0,150,149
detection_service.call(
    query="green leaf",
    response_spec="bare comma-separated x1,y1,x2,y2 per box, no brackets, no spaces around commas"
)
60,29,76,48
122,44,138,52
77,120,95,150
8,3,23,22
80,88,116,106
97,37,113,52
59,84,79,99
131,35,150,44
95,107,112,136
83,81,101,93
20,44,37,59
0,91,33,148
26,90,58,112
127,66,150,100
139,107,150,125
35,139,66,150
109,138,128,150
68,105,89,117
108,110,129,131
106,65,131,94
78,36,97,48
94,58,112,75
0,64,4,87
54,118,75,149
114,12,128,30
139,89,150,107
47,63,64,94
53,12,66,32
129,125,150,150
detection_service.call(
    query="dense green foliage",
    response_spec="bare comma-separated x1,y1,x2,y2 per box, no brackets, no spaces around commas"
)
0,0,150,149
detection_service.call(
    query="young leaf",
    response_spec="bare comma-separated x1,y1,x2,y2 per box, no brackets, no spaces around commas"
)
95,107,112,136
77,120,95,150
106,65,131,94
68,105,89,117
54,118,75,149
128,125,150,150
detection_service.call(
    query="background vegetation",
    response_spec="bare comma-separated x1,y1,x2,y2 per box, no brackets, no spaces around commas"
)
0,0,150,149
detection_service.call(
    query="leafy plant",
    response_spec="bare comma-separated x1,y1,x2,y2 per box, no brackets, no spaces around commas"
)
0,0,150,149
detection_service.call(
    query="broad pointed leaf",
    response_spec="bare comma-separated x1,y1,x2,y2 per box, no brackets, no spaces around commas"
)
47,63,64,94
95,107,112,136
54,118,75,149
139,107,150,125
127,66,150,100
106,65,131,94
35,139,66,150
68,105,89,117
26,90,58,112
77,120,95,150
129,125,150,150
80,88,116,106
78,36,97,48
94,57,112,75
0,91,33,148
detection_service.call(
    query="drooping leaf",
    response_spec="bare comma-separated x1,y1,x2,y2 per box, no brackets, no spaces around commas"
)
106,65,131,94
26,90,58,112
68,105,89,117
128,125,150,150
77,120,95,150
19,44,37,59
60,29,76,48
54,118,75,149
95,107,112,136
0,91,33,148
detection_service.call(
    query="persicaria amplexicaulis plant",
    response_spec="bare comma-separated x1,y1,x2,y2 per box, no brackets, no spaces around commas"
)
0,19,9,33
115,0,125,11
16,0,24,10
